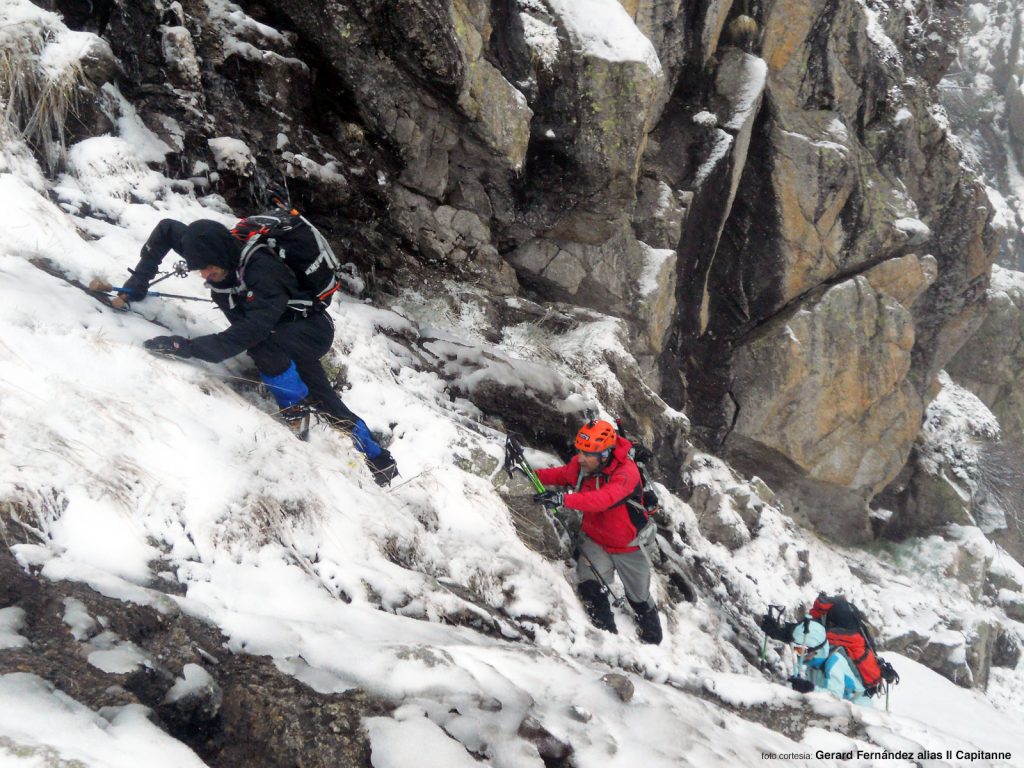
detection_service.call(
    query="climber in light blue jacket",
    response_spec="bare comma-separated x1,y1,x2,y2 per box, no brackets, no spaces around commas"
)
788,619,873,707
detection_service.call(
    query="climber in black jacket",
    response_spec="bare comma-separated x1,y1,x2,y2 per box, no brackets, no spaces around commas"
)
121,218,399,486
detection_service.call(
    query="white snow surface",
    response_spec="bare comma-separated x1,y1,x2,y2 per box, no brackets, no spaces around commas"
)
0,674,208,768
0,2,1022,766
545,0,662,75
0,608,27,650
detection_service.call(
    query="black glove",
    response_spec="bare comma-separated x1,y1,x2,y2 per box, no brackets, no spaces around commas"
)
760,614,796,642
144,335,193,358
533,490,564,509
633,444,654,464
878,658,899,685
788,676,814,693
120,273,149,301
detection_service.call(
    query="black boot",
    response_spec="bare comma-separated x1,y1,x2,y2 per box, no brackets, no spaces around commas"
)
366,448,400,487
629,598,663,645
579,580,617,634
279,402,311,441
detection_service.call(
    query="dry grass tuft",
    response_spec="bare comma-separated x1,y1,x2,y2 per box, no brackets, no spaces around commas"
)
0,21,87,173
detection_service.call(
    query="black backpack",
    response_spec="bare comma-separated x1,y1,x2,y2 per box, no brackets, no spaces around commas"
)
231,206,342,312
613,417,659,534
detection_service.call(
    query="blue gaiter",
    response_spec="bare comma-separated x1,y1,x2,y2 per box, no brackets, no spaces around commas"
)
260,362,309,408
351,419,383,459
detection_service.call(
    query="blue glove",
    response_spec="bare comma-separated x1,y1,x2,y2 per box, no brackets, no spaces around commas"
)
533,490,564,509
144,335,193,358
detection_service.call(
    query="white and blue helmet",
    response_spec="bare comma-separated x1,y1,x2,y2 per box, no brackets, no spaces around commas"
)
791,619,827,650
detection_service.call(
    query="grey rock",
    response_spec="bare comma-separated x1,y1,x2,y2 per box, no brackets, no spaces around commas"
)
517,714,573,762
992,627,1022,669
600,672,635,702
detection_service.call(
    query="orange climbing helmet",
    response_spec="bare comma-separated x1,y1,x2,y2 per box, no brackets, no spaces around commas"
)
574,419,617,455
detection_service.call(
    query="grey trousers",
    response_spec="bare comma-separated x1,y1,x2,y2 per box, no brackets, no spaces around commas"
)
576,532,656,609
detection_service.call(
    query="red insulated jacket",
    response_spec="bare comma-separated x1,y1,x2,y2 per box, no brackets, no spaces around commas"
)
535,436,644,553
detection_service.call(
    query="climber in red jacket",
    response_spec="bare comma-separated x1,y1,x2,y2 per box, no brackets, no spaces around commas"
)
534,419,663,644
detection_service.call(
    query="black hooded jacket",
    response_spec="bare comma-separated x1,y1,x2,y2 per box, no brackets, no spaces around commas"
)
127,218,316,363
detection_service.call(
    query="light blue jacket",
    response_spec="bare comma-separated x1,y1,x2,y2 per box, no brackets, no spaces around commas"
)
799,644,873,707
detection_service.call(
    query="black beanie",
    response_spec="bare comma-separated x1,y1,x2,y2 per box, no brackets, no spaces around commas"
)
180,219,240,271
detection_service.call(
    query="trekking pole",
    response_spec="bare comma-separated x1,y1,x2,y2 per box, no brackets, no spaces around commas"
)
143,259,190,288
503,433,625,607
108,287,213,302
87,277,213,308
759,604,784,669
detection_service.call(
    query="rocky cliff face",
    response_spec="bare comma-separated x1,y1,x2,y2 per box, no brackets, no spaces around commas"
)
666,0,997,542
939,0,1024,269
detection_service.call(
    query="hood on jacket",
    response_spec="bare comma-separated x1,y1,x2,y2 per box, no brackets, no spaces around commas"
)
180,219,241,271
604,435,634,470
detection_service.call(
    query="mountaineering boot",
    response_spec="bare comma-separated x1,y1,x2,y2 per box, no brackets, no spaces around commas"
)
628,598,663,645
579,580,617,634
366,448,400,487
279,402,311,441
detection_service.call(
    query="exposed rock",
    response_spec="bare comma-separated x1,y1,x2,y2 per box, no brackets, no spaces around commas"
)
390,185,519,292
1009,79,1024,147
600,672,634,702
634,177,687,250
517,714,573,764
887,623,992,690
658,0,996,545
516,0,664,221
508,221,677,356
689,486,751,550
876,369,1012,542
161,25,203,91
568,704,592,722
948,267,1024,443
78,35,118,86
998,590,1024,623
863,254,939,309
680,453,777,549
992,625,1022,669
728,277,919,541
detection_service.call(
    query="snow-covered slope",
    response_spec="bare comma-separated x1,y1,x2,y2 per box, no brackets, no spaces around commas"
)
0,1,1023,766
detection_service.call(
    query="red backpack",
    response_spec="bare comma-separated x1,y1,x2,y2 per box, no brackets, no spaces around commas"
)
810,594,894,692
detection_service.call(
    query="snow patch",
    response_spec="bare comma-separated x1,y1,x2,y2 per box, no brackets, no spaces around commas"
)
0,607,28,650
519,11,560,69
0,674,208,767
208,136,255,176
165,664,216,704
61,598,96,642
638,242,674,297
546,0,662,75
